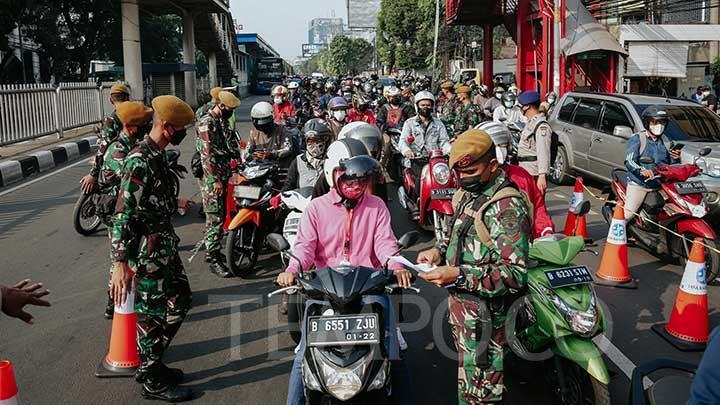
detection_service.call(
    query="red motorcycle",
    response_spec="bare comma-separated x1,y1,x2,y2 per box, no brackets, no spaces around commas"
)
603,158,719,283
397,146,457,244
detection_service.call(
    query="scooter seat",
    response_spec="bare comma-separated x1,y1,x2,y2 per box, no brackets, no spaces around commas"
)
647,375,692,405
643,191,665,210
612,169,628,187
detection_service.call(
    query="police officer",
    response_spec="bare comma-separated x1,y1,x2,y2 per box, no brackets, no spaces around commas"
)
110,95,195,402
195,87,223,121
196,91,242,278
517,90,553,195
80,84,130,194
417,129,532,404
453,85,483,135
99,101,153,319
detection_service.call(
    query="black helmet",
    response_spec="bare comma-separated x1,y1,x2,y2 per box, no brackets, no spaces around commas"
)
502,92,516,105
338,155,379,180
641,105,669,125
302,118,332,141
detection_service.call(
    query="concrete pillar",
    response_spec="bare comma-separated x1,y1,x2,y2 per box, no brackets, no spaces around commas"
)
121,0,143,100
208,51,218,87
711,5,719,72
182,13,198,107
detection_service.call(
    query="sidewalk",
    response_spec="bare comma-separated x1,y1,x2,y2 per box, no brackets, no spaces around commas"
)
0,125,97,162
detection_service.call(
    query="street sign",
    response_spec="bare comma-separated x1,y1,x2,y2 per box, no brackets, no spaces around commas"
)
302,43,328,58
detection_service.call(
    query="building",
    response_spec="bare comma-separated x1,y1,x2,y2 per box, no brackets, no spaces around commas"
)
1,26,43,83
308,18,344,45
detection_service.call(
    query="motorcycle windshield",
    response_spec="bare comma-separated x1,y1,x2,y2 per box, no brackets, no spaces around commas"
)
529,236,585,266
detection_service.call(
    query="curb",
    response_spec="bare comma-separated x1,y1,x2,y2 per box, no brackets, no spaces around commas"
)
0,136,98,187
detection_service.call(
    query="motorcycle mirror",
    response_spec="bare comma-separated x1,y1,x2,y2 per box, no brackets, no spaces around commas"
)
574,200,592,216
266,233,291,252
700,147,712,157
407,136,415,143
398,231,420,250
639,156,655,165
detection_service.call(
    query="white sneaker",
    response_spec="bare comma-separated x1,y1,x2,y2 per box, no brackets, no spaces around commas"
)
396,327,408,351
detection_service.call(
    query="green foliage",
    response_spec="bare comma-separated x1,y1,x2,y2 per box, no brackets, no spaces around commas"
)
711,56,720,78
319,35,374,75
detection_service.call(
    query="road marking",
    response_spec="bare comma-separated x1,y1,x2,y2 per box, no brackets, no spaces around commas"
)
593,334,652,388
0,159,85,198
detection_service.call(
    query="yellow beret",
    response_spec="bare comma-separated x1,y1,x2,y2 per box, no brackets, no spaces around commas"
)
449,129,494,169
116,101,153,126
209,87,223,102
110,84,130,95
151,95,194,127
440,81,455,89
218,91,241,109
456,85,472,94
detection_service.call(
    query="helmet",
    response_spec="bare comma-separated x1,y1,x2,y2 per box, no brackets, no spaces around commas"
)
341,85,353,94
328,96,349,111
272,85,288,97
363,82,373,93
386,86,401,97
324,138,371,187
414,90,435,111
476,121,511,147
302,118,332,141
251,101,275,130
641,105,669,126
337,121,383,159
493,86,506,95
325,81,336,91
501,92,516,106
478,84,489,96
352,94,370,110
288,81,299,90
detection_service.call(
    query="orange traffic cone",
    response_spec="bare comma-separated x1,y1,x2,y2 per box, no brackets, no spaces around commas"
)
594,202,638,288
652,238,709,351
95,282,140,378
563,177,583,235
0,360,19,404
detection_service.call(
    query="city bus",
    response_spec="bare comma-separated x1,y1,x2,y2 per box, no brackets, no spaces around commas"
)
253,57,293,94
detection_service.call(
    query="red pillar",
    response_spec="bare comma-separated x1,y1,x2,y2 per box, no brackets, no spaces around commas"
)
483,24,494,90
559,0,567,94
516,0,527,91
609,54,616,93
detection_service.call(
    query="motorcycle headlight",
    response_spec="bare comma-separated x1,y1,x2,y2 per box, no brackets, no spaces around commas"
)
303,360,322,391
367,359,388,391
318,356,366,401
707,163,720,178
545,287,599,337
432,162,451,185
705,191,720,205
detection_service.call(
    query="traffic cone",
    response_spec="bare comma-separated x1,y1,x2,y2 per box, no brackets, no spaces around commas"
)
652,238,709,351
563,177,583,235
95,282,140,378
594,202,638,288
0,360,19,405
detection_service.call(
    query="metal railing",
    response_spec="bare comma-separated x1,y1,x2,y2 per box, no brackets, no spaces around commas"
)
0,81,128,146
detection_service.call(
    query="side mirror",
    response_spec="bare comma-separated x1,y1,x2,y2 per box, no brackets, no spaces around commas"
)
266,233,290,252
613,126,633,138
639,156,655,165
574,200,592,216
700,147,712,157
397,231,420,250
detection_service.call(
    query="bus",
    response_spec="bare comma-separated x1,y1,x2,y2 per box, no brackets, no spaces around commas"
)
253,57,293,94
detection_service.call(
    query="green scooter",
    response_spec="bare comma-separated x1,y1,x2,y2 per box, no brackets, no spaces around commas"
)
508,203,610,404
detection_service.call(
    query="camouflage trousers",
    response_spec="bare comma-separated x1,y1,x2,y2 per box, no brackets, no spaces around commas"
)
200,176,228,255
134,230,192,382
448,293,507,404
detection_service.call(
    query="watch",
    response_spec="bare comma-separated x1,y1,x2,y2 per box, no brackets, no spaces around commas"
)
456,267,467,286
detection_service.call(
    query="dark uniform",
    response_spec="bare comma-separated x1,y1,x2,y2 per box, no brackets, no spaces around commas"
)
440,95,459,135
453,102,483,135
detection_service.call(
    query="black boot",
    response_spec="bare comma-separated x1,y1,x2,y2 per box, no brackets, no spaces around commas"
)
104,295,114,320
141,381,193,402
207,253,232,278
158,364,184,384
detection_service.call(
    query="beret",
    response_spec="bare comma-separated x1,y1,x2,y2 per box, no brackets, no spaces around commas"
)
209,87,223,102
449,129,494,169
151,95,194,127
440,81,455,89
110,84,130,95
218,91,241,109
116,101,153,126
519,90,541,106
456,85,472,94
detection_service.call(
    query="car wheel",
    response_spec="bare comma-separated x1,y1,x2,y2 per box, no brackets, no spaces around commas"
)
550,145,573,185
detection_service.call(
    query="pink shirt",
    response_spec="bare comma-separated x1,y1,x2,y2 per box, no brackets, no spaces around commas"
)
287,189,403,273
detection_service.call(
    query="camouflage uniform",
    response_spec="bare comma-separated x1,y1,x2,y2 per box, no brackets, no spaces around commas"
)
440,96,459,136
442,172,531,404
111,137,192,383
90,111,123,177
195,101,214,122
453,102,484,135
196,110,240,256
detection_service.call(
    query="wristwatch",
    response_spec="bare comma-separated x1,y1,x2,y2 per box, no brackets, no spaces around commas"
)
455,267,467,286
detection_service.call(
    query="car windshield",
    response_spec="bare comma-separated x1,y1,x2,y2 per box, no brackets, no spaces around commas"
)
635,104,720,142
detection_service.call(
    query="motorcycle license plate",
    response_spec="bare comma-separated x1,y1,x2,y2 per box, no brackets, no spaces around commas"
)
675,181,707,195
431,188,456,200
544,266,593,289
233,185,261,199
307,314,380,347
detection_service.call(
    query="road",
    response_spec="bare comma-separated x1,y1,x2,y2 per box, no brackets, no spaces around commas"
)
0,95,717,404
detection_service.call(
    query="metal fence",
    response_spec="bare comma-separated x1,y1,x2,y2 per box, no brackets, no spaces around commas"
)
0,81,127,146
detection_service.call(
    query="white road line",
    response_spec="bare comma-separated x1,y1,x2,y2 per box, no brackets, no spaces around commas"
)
593,334,652,388
0,159,85,198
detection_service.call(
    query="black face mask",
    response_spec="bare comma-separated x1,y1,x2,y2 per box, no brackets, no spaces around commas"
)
459,175,487,193
389,97,400,106
221,108,233,120
358,105,367,112
137,124,152,138
253,122,274,134
418,107,433,118
170,128,187,146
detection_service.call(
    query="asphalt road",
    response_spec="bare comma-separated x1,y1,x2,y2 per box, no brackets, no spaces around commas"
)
1,95,717,404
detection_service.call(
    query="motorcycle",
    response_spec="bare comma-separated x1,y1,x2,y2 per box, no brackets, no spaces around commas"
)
73,148,186,236
602,151,719,283
224,160,281,277
510,221,610,405
266,231,420,404
385,128,404,182
397,146,457,244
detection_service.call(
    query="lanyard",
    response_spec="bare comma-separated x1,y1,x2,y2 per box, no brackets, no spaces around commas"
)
343,208,354,261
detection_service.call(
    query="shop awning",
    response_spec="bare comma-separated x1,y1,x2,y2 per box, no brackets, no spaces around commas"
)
563,0,628,57
625,42,689,78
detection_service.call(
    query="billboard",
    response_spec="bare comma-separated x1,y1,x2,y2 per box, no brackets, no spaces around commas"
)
347,0,381,29
302,43,328,58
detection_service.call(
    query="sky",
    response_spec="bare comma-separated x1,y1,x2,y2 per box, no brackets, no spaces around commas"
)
231,0,348,61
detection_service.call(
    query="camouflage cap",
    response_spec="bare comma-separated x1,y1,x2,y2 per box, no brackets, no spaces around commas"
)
209,87,223,102
218,91,241,109
110,84,130,95
151,95,194,127
116,101,153,126
440,81,455,89
449,129,494,169
456,85,472,94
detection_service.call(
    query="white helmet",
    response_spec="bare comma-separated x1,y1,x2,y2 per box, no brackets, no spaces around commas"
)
323,138,370,187
288,81,299,90
475,121,511,146
386,86,401,97
414,90,435,111
251,101,274,120
337,121,383,159
272,85,288,97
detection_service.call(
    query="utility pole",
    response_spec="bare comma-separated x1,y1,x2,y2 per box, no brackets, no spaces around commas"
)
432,0,440,80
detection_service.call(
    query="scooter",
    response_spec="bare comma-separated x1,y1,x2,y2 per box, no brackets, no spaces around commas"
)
385,128,404,182
602,152,719,283
510,213,610,405
224,160,280,277
397,145,457,244
266,231,420,404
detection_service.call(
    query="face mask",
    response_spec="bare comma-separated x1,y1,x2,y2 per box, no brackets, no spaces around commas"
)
253,122,273,133
169,128,187,146
137,124,152,138
649,123,665,136
273,96,283,105
389,97,400,106
495,93,503,100
547,97,556,105
459,175,487,193
495,147,508,165
418,107,433,118
704,91,711,97
333,110,347,122
358,105,367,113
503,101,514,109
338,177,369,202
306,142,326,158
221,108,233,120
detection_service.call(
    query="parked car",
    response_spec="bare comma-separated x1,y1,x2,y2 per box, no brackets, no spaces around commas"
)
548,91,720,211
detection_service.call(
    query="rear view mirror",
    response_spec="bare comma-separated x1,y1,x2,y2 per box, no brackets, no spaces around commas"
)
639,156,655,165
398,231,420,250
573,200,592,216
613,126,633,138
266,233,290,252
700,147,712,157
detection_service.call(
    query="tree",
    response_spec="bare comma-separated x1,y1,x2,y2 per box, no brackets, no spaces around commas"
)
323,35,374,75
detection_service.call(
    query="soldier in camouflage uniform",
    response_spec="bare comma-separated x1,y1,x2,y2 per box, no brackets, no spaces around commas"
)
110,95,195,402
196,91,242,278
454,86,484,136
439,81,459,136
418,129,531,404
80,84,130,194
195,86,222,121
99,101,153,319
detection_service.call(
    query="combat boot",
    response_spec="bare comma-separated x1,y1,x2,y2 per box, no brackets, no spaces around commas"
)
141,381,193,402
207,253,232,278
104,294,114,320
